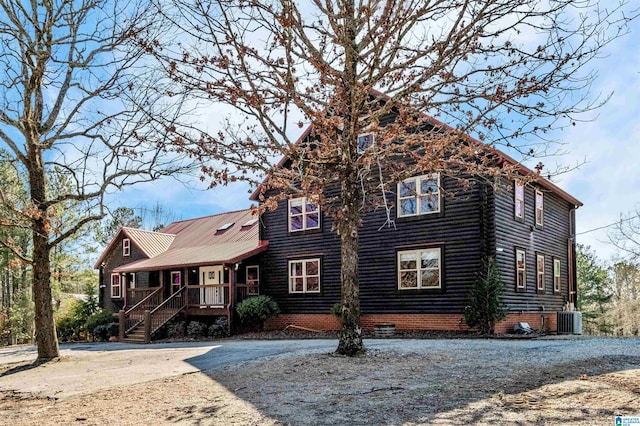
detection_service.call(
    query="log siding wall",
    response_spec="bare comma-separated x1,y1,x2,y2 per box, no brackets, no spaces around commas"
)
261,177,488,315
99,233,149,312
493,180,575,313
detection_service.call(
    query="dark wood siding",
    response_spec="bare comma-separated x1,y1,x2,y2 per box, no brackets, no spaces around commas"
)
261,177,487,314
493,180,575,312
99,233,149,312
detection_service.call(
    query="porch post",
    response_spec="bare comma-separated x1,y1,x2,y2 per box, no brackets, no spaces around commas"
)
118,310,125,341
228,264,237,335
144,310,151,344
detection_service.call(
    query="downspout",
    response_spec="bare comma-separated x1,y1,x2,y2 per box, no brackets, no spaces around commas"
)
568,206,577,308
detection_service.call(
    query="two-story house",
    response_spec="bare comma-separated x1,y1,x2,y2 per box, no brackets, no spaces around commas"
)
95,116,581,341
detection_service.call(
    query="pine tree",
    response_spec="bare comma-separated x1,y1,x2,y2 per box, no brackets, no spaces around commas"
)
465,259,507,334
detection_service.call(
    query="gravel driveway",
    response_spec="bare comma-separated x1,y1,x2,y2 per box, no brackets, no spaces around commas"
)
1,336,638,425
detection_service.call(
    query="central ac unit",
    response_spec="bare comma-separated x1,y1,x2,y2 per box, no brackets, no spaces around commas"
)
557,311,582,335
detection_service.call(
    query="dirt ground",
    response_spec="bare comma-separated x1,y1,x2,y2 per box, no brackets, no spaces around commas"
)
0,340,639,425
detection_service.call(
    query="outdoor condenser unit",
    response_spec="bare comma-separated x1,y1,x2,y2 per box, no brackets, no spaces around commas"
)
557,311,583,335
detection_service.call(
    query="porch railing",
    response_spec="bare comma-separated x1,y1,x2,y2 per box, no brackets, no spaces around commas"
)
148,286,187,336
236,283,259,304
186,284,229,308
123,286,163,334
126,288,158,309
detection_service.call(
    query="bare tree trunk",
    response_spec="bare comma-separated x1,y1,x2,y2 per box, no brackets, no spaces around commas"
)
336,180,365,356
28,152,59,359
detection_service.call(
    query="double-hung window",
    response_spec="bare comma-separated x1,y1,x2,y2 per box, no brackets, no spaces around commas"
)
536,254,545,292
111,274,121,298
514,181,524,220
535,190,544,227
123,238,130,257
553,258,561,293
289,197,320,232
246,265,260,295
171,271,181,294
516,249,526,290
289,259,320,293
397,174,440,217
398,247,441,289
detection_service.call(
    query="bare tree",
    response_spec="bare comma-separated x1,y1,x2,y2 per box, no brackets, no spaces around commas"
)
0,0,196,359
609,208,640,261
148,0,635,355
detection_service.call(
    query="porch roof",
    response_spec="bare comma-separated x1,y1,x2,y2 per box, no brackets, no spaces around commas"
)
112,240,269,273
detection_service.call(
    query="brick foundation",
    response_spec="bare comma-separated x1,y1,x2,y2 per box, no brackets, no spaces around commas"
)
265,312,558,333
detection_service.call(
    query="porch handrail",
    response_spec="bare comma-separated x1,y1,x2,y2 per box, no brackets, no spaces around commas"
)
125,286,163,315
148,286,187,336
125,288,158,309
123,286,163,334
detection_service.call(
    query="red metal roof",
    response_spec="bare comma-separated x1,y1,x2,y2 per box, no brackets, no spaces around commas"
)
96,209,265,271
249,91,582,207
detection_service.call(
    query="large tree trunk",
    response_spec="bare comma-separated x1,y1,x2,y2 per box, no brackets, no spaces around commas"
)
335,180,365,356
28,152,59,359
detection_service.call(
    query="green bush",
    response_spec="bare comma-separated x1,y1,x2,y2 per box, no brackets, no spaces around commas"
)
236,295,280,331
166,320,186,338
55,299,85,342
93,322,120,342
330,302,342,317
187,321,208,338
86,310,116,337
208,317,229,338
465,259,507,334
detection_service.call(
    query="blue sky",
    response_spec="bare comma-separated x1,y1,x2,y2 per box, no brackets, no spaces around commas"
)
113,14,640,264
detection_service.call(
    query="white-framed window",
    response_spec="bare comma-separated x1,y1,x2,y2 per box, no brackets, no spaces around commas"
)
289,259,320,293
398,247,441,289
123,238,130,257
288,197,320,232
111,274,122,298
514,180,524,219
553,258,561,293
397,174,440,217
536,254,545,292
516,249,526,290
357,133,375,153
535,190,544,227
171,271,181,294
246,265,260,295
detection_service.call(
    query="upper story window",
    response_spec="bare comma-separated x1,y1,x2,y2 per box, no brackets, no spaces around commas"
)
536,254,545,292
111,274,121,299
289,197,320,232
514,181,524,220
398,247,441,290
553,258,561,293
535,190,544,227
397,174,440,217
516,249,526,290
289,258,320,293
357,133,374,153
123,238,130,257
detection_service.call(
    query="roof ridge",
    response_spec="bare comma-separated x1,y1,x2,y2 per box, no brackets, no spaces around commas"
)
121,227,176,237
164,208,255,225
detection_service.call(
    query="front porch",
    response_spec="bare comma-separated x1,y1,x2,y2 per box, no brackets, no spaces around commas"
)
119,282,258,343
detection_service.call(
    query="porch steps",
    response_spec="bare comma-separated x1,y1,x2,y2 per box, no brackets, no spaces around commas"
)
122,324,147,344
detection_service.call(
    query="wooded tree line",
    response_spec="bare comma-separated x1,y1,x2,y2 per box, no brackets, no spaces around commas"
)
577,244,640,336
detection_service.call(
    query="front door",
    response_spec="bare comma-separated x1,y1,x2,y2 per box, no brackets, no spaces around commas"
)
200,266,224,307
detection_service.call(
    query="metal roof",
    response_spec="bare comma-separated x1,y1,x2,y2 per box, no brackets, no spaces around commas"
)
96,209,264,271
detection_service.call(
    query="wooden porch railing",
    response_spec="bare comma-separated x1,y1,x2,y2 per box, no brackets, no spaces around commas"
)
123,287,163,334
186,284,229,308
125,288,158,309
148,286,187,336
